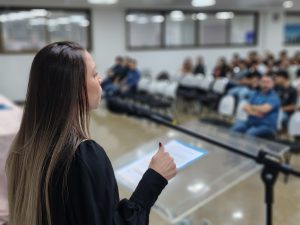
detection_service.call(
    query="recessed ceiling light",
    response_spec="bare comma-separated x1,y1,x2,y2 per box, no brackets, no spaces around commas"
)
216,12,234,20
191,0,216,7
170,10,185,21
283,1,294,8
87,0,118,5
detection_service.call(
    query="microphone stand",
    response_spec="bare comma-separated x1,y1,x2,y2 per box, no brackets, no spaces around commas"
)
135,112,300,225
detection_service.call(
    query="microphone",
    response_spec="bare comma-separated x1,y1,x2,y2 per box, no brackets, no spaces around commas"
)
105,96,176,124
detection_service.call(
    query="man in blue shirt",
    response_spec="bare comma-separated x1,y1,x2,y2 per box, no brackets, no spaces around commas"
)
104,58,141,97
119,58,141,94
102,56,125,91
231,73,281,138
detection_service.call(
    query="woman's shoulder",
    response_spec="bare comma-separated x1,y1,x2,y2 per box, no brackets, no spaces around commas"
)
76,139,104,153
73,140,110,173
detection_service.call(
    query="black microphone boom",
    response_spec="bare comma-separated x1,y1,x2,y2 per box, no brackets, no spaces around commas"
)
106,96,175,123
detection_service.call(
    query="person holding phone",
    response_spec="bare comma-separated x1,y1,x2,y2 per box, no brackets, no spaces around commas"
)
5,41,177,225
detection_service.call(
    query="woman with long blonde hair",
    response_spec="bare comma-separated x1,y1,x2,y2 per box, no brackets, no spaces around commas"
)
5,41,176,225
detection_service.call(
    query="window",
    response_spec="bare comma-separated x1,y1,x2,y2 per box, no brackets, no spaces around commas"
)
285,13,300,44
126,10,258,50
127,13,163,48
198,12,256,46
230,14,256,45
199,14,228,45
165,11,195,46
0,8,91,53
0,10,48,52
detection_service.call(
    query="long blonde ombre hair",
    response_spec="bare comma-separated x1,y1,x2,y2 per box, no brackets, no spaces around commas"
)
5,42,90,225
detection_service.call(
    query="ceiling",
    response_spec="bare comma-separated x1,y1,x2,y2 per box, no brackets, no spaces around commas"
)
0,0,299,10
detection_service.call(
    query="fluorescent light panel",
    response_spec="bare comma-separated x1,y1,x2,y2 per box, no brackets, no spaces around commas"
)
197,13,207,20
283,1,294,8
216,12,234,19
87,0,118,4
151,15,164,23
191,0,216,7
170,10,185,21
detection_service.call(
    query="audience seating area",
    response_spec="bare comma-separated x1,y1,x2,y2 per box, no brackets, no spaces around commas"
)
104,50,300,155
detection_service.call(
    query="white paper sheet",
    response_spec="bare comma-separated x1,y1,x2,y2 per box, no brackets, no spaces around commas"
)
115,139,207,190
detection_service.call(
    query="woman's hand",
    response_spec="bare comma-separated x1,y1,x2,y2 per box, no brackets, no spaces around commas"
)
149,143,177,181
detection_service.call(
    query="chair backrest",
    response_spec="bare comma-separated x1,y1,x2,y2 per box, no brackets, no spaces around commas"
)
179,75,204,88
288,111,300,137
212,78,229,94
147,81,160,94
163,82,179,99
198,75,214,91
137,78,151,92
277,109,284,131
235,100,248,121
218,95,235,116
156,81,170,95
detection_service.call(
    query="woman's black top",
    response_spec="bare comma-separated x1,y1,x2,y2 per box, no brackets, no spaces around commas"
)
50,140,168,225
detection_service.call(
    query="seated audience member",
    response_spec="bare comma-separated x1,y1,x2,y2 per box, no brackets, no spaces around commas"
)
179,58,193,76
120,56,131,81
193,56,205,75
231,53,241,68
157,71,170,81
231,73,281,138
104,58,141,96
275,50,288,66
265,59,276,73
246,51,259,67
227,72,256,102
274,70,298,126
102,56,125,89
212,57,230,79
279,58,290,72
121,58,141,94
109,56,125,77
249,58,267,75
263,51,275,65
232,60,248,80
296,80,300,109
292,69,300,88
288,58,299,81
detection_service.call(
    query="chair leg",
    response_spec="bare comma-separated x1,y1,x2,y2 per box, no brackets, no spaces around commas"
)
283,151,292,183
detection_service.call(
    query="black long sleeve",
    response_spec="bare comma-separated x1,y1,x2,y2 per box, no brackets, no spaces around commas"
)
50,140,167,225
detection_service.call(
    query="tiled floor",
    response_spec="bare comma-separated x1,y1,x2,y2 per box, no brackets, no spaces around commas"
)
90,106,300,225
1,104,300,225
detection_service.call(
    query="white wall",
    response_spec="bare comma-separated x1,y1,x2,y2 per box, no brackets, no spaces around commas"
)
91,8,261,77
0,54,33,101
0,8,299,101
